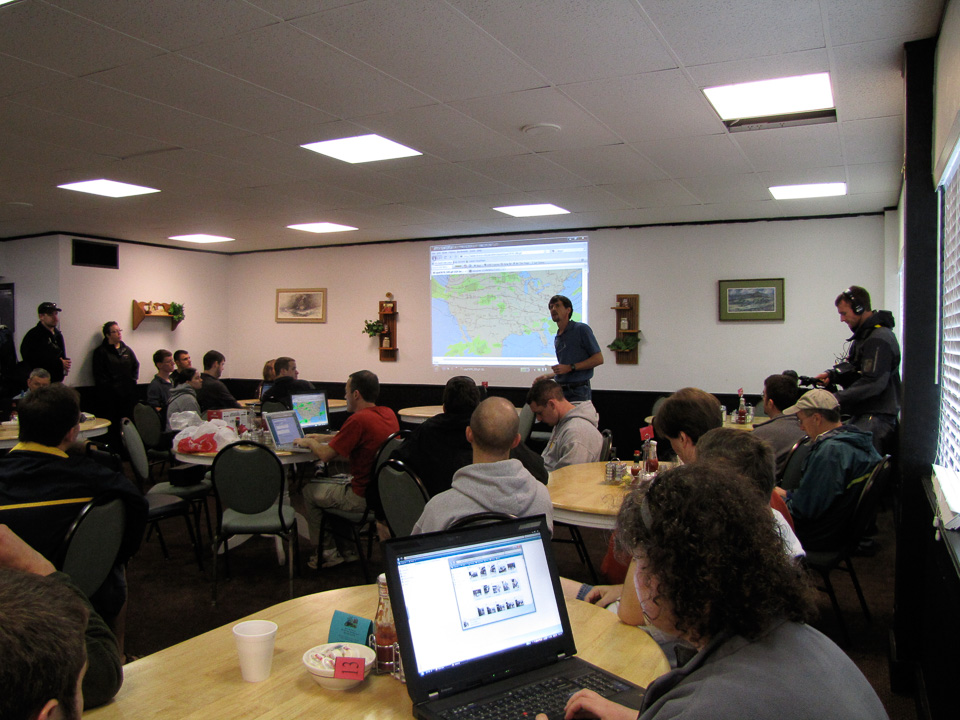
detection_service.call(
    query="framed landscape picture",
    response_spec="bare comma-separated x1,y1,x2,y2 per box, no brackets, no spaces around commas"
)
718,278,784,321
276,288,326,323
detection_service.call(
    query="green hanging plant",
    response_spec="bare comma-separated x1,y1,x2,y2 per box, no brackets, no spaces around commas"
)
168,302,185,323
607,334,639,352
363,319,386,337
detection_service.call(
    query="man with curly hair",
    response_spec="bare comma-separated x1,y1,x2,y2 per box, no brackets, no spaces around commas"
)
542,465,886,720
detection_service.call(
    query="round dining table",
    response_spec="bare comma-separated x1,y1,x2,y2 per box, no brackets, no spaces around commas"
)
0,416,110,450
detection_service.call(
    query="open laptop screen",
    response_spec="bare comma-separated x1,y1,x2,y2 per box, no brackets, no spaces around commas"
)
386,516,571,695
291,392,330,433
264,410,303,446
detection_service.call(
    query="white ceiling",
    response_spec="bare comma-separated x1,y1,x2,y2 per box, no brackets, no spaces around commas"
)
0,0,944,253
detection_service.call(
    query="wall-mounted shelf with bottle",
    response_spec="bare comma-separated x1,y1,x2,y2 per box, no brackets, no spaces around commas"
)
132,300,182,331
378,299,398,362
611,294,639,365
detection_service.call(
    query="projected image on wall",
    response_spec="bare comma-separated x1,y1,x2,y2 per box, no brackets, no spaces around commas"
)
430,236,589,369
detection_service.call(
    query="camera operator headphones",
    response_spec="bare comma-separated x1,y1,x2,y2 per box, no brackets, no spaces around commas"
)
840,287,865,315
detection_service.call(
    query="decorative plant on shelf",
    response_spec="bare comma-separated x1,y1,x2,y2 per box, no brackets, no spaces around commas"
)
363,319,386,337
168,302,185,323
607,333,640,352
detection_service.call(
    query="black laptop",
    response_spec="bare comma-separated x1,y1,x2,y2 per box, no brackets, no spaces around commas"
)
383,516,646,720
290,392,331,433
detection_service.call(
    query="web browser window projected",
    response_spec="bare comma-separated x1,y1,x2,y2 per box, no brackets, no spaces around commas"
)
430,237,589,369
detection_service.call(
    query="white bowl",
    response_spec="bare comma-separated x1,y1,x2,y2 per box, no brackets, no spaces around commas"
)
302,642,376,690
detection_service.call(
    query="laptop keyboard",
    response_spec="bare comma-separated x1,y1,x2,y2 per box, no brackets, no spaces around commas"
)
438,671,632,720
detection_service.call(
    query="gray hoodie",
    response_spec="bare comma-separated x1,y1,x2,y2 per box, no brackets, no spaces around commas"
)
541,400,603,472
165,384,201,430
413,459,553,534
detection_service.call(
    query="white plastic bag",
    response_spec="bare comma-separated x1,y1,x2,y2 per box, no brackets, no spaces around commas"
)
174,419,239,454
168,410,203,431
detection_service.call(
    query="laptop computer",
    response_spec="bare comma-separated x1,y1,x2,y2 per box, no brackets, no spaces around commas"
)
262,410,314,453
291,392,331,434
383,516,646,720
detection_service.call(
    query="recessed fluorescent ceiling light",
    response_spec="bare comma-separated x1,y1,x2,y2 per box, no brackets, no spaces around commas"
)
769,182,846,200
168,234,235,244
58,179,160,198
300,134,421,163
493,204,570,217
287,222,358,233
703,72,834,120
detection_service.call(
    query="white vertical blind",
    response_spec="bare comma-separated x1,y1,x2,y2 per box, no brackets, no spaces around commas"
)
939,167,960,469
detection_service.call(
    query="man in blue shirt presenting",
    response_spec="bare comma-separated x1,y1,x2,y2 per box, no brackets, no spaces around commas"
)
537,295,603,402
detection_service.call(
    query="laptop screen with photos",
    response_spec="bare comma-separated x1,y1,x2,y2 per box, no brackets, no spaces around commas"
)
384,517,575,702
291,392,330,433
264,410,304,447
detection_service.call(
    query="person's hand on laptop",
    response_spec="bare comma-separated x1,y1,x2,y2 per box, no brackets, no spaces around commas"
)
537,688,638,720
295,435,338,462
583,583,623,608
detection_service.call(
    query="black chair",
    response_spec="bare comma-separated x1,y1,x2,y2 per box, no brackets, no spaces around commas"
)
448,512,517,529
210,441,298,605
518,404,535,444
804,455,893,645
378,459,430,538
261,401,287,415
133,403,172,482
146,493,203,569
55,493,126,598
599,429,613,462
779,436,812,491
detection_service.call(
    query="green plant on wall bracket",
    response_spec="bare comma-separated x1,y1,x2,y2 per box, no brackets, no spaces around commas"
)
607,334,639,352
363,319,386,337
168,302,185,323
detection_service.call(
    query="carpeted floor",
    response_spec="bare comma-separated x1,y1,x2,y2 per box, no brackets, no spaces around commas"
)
124,492,915,719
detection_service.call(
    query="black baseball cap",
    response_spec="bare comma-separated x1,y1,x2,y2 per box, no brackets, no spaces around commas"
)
38,302,62,314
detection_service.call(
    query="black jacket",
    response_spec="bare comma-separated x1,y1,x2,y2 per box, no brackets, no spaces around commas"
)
260,375,315,409
832,309,901,417
20,322,67,382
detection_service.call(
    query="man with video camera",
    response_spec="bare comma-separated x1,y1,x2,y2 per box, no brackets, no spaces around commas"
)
814,286,900,454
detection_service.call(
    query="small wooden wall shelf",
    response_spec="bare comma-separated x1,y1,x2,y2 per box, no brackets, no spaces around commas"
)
132,300,182,331
612,294,639,365
378,300,398,362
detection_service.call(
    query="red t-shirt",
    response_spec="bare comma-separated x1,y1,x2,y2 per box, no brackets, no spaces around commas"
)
328,406,399,498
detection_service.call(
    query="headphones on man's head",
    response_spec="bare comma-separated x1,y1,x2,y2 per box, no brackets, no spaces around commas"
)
840,287,864,315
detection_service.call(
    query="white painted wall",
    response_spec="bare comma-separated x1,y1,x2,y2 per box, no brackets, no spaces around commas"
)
1,215,886,395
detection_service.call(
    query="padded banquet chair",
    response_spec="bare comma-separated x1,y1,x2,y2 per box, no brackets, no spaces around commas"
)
55,494,126,598
518,404,535,444
261,401,288,414
210,441,298,605
121,417,211,565
779,436,812,491
599,428,613,462
378,459,430,538
448,512,517,529
133,402,172,482
804,455,892,645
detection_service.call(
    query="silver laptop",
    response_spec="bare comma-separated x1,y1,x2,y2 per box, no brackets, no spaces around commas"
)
383,516,646,720
263,410,314,453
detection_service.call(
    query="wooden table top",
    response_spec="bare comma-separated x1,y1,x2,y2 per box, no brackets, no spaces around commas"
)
0,416,110,449
86,584,668,720
397,405,443,421
173,447,318,467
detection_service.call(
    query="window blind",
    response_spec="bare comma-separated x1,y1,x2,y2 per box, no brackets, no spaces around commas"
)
939,167,960,469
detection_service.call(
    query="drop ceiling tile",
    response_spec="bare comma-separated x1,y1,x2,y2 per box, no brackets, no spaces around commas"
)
89,54,337,134
601,179,701,208
640,0,825,66
539,145,666,185
676,173,771,204
685,48,830,88
841,115,904,165
0,54,70,99
379,162,517,197
244,1,358,21
772,194,852,215
403,197,504,221
356,104,524,162
561,69,723,143
46,0,278,52
448,0,676,84
180,23,434,118
0,1,161,76
832,39,907,121
117,148,295,188
292,0,546,101
524,185,634,213
846,190,900,212
822,0,944,45
758,166,847,189
731,123,843,172
632,134,752,178
846,162,903,195
456,154,592,192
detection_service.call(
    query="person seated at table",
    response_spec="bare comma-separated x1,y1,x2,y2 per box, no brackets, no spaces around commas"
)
257,358,276,400
297,370,399,569
751,373,805,476
526,378,602,472
197,350,241,413
146,349,176,415
773,389,881,552
0,524,123,711
0,384,148,655
412,397,552,534
540,465,887,720
260,356,314,409
652,387,722,464
12,367,51,401
166,368,204,431
170,349,192,386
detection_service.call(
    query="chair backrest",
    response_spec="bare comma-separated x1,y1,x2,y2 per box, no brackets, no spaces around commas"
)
379,459,430,538
448,511,517,530
121,417,151,484
778,436,812,491
211,441,287,522
261,400,288,414
133,403,163,449
375,429,411,476
846,455,892,548
518,404,535,444
55,495,126,598
599,429,613,462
